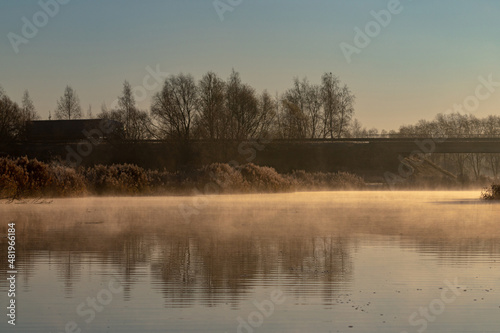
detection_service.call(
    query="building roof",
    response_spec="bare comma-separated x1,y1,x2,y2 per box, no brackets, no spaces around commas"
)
27,119,122,141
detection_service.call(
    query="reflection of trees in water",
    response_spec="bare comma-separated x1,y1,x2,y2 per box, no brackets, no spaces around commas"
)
0,217,125,296
147,233,353,307
55,251,83,296
149,235,264,308
406,238,500,263
279,236,353,306
111,229,156,300
150,236,200,307
0,219,355,307
2,210,500,307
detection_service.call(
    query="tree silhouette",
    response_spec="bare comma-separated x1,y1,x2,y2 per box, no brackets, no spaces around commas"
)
55,86,82,120
21,90,38,121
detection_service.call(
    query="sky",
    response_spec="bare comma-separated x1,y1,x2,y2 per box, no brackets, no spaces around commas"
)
1,0,500,131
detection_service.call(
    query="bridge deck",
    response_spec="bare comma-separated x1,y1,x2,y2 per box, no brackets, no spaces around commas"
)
4,137,500,154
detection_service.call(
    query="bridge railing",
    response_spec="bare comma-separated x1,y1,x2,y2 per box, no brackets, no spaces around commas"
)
7,134,500,145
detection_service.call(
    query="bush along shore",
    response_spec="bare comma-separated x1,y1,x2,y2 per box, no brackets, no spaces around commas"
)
0,157,365,198
481,185,500,200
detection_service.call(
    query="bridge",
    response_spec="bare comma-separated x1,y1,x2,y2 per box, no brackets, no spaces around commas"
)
283,137,500,154
2,137,500,175
6,137,500,154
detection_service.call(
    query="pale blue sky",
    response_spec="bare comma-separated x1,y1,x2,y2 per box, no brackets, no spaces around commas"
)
1,0,500,130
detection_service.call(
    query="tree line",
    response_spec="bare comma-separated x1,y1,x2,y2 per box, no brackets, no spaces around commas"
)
396,112,500,181
0,70,357,141
0,87,39,141
3,74,500,180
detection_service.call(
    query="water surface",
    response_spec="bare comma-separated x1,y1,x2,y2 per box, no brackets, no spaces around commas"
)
1,191,499,332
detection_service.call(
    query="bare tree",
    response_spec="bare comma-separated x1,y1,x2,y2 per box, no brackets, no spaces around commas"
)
348,118,364,138
87,105,93,119
305,84,323,138
321,73,355,139
321,73,340,139
98,83,151,141
0,91,23,141
396,112,500,179
335,85,355,138
257,90,277,137
279,100,309,139
151,73,198,140
196,71,227,139
237,85,260,138
21,90,38,122
284,77,307,117
483,115,500,179
284,77,323,138
118,81,136,137
465,115,485,180
55,86,82,120
224,70,257,139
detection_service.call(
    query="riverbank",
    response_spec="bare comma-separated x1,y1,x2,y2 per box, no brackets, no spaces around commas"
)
1,157,495,199
0,157,365,198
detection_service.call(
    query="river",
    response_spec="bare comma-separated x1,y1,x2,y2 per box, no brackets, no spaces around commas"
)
0,191,499,332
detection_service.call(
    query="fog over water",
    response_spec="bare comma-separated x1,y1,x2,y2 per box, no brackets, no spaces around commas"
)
1,191,499,332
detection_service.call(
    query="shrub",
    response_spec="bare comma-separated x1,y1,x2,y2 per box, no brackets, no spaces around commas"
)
0,157,86,198
193,163,244,193
0,157,26,198
481,185,500,200
0,157,366,198
82,164,149,195
147,169,192,194
290,170,365,190
48,164,86,196
0,174,18,198
238,163,292,192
